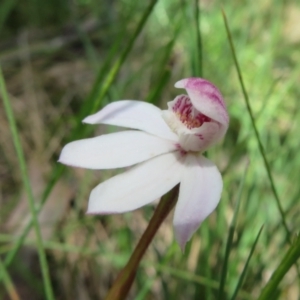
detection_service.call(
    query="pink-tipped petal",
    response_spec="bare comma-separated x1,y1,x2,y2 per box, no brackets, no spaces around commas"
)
87,152,183,214
83,100,178,141
59,130,177,169
175,78,229,129
173,154,223,251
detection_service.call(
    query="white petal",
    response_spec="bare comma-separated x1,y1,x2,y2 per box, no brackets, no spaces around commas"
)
178,122,222,152
175,78,229,129
59,131,177,169
83,100,178,141
162,109,224,152
173,154,223,251
87,152,183,214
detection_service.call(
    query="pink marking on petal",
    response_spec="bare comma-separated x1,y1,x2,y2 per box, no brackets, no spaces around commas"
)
196,134,204,140
171,95,211,129
175,143,188,156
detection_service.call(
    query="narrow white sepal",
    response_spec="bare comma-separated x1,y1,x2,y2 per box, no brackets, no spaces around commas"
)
83,100,178,141
58,130,177,169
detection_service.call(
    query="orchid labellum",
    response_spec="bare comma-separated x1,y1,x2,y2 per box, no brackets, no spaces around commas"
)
59,77,229,250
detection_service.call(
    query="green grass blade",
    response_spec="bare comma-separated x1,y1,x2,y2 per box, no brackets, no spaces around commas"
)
90,0,159,113
0,66,54,300
221,9,291,243
1,0,159,275
230,225,264,300
0,0,17,33
79,39,121,119
257,234,300,300
3,164,64,269
135,277,156,300
0,258,20,300
146,24,181,105
153,264,253,300
217,162,249,299
194,0,203,77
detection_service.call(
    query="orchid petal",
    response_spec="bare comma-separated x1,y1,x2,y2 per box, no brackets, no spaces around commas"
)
83,100,178,141
175,78,229,131
87,152,183,214
162,109,224,152
59,131,177,169
178,122,223,152
173,154,223,251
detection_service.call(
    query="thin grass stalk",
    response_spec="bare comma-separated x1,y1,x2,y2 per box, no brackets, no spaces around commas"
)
0,258,20,300
1,0,159,273
153,265,253,300
146,25,180,104
218,162,249,299
221,9,291,243
194,0,203,77
2,164,63,270
135,277,156,300
0,66,54,300
257,234,300,300
0,233,255,300
90,0,159,113
231,225,264,300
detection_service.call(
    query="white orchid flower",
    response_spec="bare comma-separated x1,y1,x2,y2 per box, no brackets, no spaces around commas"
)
59,77,229,250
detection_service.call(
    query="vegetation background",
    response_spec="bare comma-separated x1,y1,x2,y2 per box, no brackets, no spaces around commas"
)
0,0,300,299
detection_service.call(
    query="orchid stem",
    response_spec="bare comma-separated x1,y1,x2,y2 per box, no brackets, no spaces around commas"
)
104,186,179,300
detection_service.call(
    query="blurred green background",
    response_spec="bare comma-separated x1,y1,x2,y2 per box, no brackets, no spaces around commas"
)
1,0,300,299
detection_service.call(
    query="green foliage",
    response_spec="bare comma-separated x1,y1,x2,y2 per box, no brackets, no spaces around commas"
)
1,0,300,299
